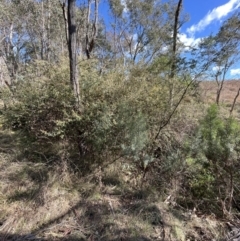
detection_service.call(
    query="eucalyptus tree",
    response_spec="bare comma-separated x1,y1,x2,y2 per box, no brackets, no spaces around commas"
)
197,12,240,105
22,0,68,61
0,0,67,83
0,0,26,80
64,0,100,108
65,0,81,108
108,0,178,65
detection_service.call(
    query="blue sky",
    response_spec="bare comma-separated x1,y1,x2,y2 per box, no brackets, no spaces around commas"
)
183,0,239,35
180,0,240,77
98,0,239,42
96,0,240,77
181,0,240,41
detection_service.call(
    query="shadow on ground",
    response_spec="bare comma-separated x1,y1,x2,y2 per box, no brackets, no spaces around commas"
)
0,189,163,240
0,233,153,241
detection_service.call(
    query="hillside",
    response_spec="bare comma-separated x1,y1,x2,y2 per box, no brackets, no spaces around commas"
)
0,127,227,241
0,0,240,240
1,79,240,240
200,80,240,105
1,76,240,240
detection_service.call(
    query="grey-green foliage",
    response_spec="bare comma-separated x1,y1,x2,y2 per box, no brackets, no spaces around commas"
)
120,105,149,159
184,104,240,214
3,61,74,138
199,104,240,163
108,0,180,63
109,0,124,17
194,13,240,89
2,59,152,166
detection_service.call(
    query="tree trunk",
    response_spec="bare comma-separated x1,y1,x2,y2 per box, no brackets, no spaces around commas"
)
230,88,240,115
169,0,183,108
61,0,69,44
170,0,182,79
47,0,51,61
67,0,81,108
85,0,99,59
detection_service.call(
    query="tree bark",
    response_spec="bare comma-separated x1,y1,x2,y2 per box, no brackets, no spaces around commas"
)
85,0,99,59
47,0,51,61
169,0,183,109
67,0,81,108
230,88,240,115
60,0,69,44
170,0,182,79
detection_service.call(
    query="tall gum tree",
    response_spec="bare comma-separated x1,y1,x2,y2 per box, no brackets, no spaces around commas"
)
197,12,240,106
67,0,81,108
169,0,183,109
108,0,176,65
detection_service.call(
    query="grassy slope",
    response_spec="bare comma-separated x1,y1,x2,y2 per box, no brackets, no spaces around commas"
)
200,80,240,114
0,81,232,241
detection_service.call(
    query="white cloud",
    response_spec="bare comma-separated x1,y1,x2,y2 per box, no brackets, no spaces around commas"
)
161,46,169,53
187,0,240,35
179,33,201,50
121,0,128,13
132,33,138,42
212,66,224,72
230,68,240,75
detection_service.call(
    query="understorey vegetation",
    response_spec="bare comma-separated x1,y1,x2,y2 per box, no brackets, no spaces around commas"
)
0,0,240,240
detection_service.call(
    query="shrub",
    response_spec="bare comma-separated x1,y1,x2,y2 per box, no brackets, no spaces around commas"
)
183,104,240,216
2,58,197,180
2,60,151,169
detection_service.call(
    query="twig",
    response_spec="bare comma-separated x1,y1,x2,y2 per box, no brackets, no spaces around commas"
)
155,79,193,140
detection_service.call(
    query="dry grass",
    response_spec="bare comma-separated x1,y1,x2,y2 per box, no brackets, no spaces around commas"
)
0,134,226,241
200,80,240,104
0,101,227,240
200,80,240,120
